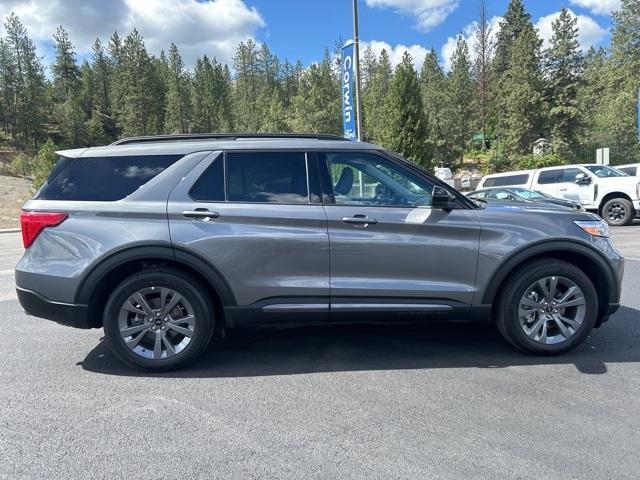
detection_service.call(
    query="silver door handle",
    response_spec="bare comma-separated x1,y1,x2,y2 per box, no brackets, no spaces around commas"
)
342,216,377,225
182,209,220,219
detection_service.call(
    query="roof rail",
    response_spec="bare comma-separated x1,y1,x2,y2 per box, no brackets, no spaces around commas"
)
110,133,349,146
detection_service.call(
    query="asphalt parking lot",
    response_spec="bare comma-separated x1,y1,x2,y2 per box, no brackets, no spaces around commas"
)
1,227,639,479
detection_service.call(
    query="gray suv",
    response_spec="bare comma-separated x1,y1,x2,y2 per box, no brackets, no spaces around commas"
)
15,134,624,370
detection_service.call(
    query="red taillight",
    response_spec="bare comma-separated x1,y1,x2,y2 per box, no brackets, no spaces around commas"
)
20,211,68,248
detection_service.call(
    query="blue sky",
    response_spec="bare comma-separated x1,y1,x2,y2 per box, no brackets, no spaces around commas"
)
0,0,621,73
252,0,612,63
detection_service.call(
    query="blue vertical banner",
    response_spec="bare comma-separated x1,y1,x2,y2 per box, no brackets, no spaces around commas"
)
341,41,357,141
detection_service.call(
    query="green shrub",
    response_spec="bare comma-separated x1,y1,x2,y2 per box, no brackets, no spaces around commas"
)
10,152,33,177
514,153,567,170
32,139,57,189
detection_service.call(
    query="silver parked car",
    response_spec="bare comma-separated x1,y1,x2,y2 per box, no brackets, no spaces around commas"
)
16,134,624,370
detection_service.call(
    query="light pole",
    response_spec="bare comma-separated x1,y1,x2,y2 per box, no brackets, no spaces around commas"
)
352,0,363,142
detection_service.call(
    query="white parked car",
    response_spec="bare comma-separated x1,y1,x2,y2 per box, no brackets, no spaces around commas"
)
434,166,455,188
478,164,640,225
616,163,640,177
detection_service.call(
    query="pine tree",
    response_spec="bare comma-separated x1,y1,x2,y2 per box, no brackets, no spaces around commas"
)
382,52,429,166
51,25,85,146
577,47,606,150
447,35,474,163
165,43,191,133
79,61,95,114
0,38,16,134
603,0,640,162
191,55,234,132
420,49,450,163
108,31,124,124
91,38,112,115
544,8,582,159
233,40,260,131
497,24,545,157
290,48,341,134
362,49,392,142
493,0,531,79
280,59,302,110
117,30,159,136
52,26,80,98
3,13,47,148
473,0,494,150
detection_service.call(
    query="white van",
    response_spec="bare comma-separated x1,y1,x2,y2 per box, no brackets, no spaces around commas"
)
478,164,640,225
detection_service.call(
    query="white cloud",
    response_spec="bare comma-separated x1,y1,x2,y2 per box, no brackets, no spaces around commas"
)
364,0,459,32
535,9,607,52
440,16,502,72
362,40,430,71
569,0,621,16
0,0,265,67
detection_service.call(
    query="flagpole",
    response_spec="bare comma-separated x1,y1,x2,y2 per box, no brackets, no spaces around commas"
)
352,0,363,142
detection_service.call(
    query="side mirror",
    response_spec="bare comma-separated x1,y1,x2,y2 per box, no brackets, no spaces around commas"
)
432,186,457,210
575,173,592,185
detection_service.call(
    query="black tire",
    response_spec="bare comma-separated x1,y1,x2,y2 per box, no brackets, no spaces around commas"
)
601,197,634,226
495,259,598,355
103,268,214,371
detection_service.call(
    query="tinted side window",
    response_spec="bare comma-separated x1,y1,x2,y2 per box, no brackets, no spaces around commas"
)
497,174,529,186
560,168,583,182
619,167,637,175
484,174,528,187
36,155,182,201
189,156,225,202
483,178,498,187
537,170,560,184
319,151,434,208
226,152,309,204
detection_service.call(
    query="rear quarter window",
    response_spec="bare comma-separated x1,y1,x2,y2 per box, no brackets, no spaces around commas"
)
36,155,182,201
619,166,637,176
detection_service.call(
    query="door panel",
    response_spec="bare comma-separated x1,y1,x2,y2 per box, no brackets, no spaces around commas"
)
556,168,593,205
168,151,330,308
327,205,480,302
319,151,481,313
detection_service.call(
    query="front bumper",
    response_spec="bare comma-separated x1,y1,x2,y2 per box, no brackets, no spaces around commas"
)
16,287,92,329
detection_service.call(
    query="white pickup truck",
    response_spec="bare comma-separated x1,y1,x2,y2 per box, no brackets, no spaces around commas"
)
478,164,640,225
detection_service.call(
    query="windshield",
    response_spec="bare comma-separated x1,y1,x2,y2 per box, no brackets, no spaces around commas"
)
584,165,628,177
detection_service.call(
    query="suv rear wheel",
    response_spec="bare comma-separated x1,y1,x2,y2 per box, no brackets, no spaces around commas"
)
103,268,214,371
495,259,598,355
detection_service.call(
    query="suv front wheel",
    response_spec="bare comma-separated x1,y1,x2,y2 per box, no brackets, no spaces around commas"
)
495,259,598,355
103,268,214,371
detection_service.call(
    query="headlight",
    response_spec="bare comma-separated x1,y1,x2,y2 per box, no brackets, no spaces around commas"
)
574,220,610,237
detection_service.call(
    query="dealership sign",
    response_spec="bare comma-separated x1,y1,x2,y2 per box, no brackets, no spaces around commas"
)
341,41,357,141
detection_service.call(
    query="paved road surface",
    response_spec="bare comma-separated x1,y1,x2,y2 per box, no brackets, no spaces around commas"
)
1,231,639,479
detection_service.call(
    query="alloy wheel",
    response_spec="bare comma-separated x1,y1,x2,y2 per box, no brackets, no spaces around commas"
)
118,286,195,360
517,276,586,345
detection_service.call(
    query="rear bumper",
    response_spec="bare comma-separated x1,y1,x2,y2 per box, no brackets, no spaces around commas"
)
16,287,92,329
